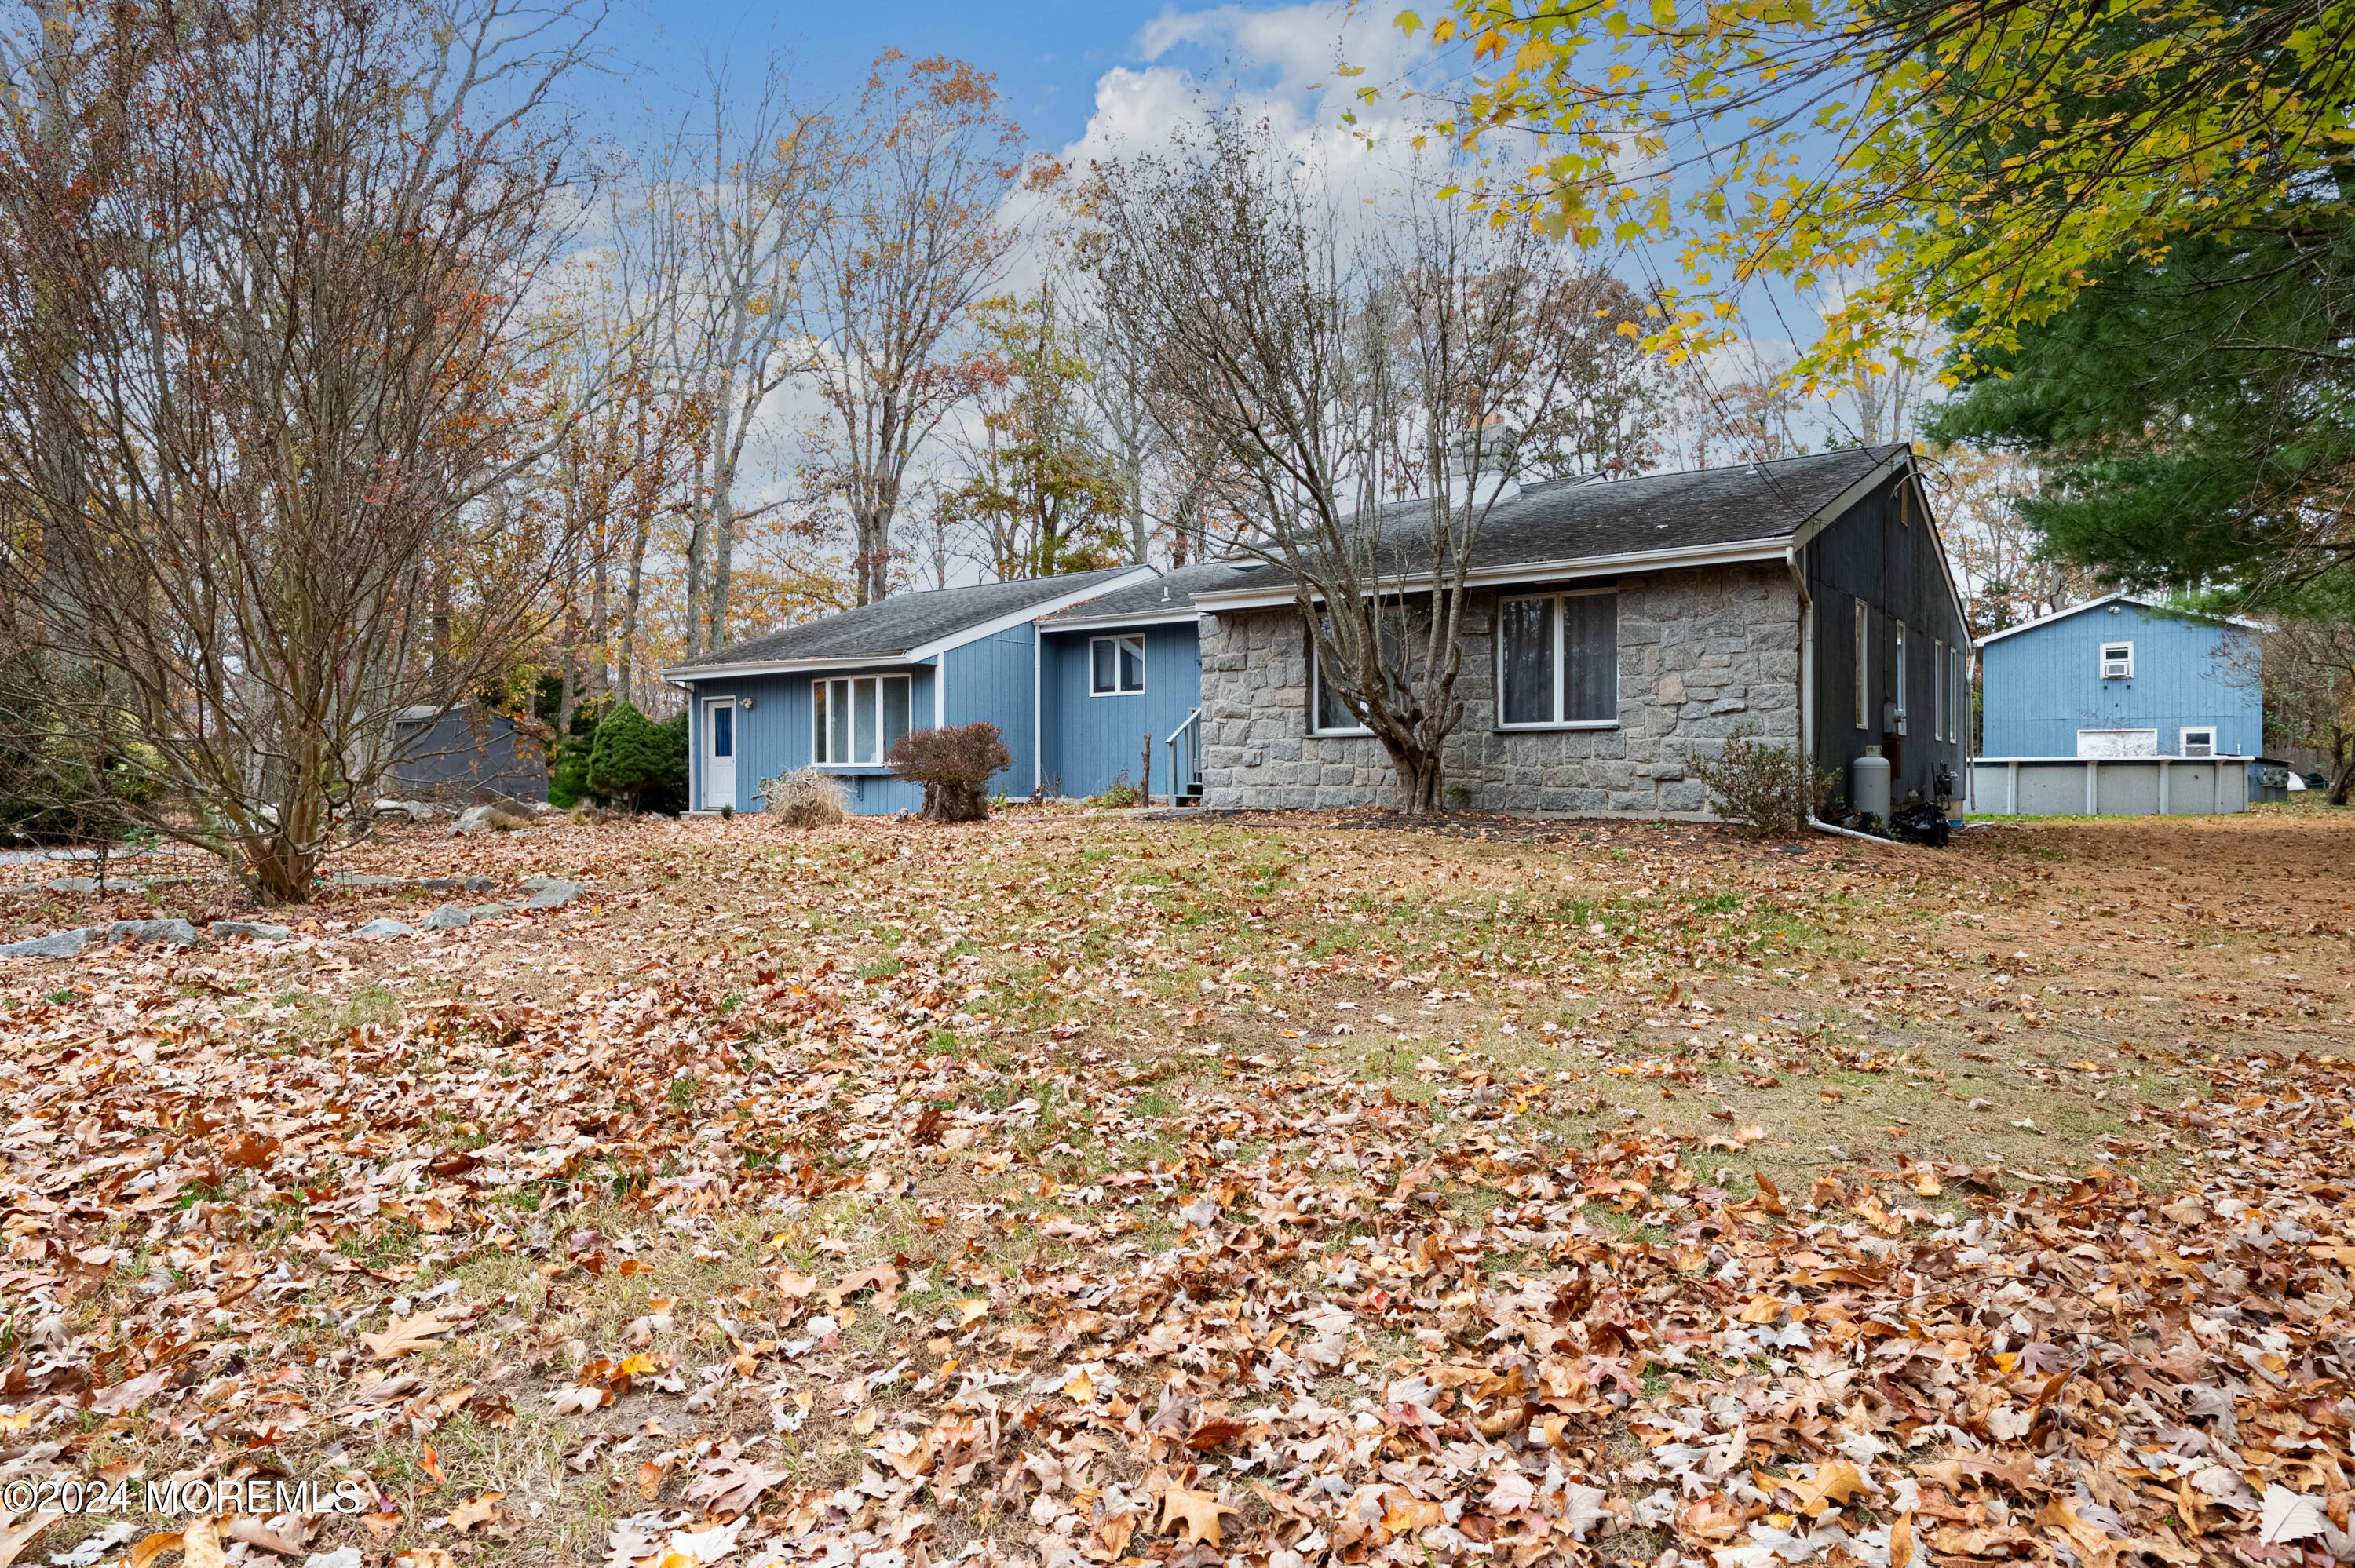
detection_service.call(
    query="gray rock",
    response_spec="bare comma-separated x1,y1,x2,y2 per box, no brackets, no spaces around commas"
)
420,877,462,891
333,873,409,888
518,874,560,889
212,921,294,942
419,903,473,931
463,875,498,892
354,918,416,939
449,804,529,837
464,904,510,921
107,918,201,947
0,926,99,958
524,880,581,909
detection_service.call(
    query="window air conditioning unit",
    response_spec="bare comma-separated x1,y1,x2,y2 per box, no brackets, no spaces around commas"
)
2101,644,2133,680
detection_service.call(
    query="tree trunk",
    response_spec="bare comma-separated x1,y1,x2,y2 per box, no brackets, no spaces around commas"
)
2330,731,2353,806
429,566,452,703
1375,733,1444,815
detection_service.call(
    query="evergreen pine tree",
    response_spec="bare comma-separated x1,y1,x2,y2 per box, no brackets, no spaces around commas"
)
586,702,670,811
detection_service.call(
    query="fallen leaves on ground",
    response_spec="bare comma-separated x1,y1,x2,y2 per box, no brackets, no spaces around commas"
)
0,811,2350,1568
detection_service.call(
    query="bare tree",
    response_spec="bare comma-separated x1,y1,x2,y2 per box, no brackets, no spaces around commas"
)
1090,119,1591,812
2254,617,2355,804
662,65,831,655
1924,444,2104,636
0,0,599,902
1516,274,1666,480
801,51,1028,605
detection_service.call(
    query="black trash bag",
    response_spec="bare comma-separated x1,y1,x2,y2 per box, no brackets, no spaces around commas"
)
1890,800,1950,847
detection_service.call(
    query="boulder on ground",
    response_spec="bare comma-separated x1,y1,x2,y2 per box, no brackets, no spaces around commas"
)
354,918,416,939
372,799,440,822
420,903,473,931
333,873,409,888
449,804,530,837
212,921,294,942
464,904,510,921
108,918,201,947
474,786,550,816
525,880,582,909
0,926,99,959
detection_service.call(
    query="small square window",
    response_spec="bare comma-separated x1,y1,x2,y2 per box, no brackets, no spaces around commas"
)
2181,727,2216,758
2100,641,2134,680
1090,635,1145,695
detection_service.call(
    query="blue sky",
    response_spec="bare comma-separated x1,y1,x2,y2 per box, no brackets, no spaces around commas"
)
587,1,1370,157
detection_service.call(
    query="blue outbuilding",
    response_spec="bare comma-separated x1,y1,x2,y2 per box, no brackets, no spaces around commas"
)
1972,593,2273,814
662,562,1249,815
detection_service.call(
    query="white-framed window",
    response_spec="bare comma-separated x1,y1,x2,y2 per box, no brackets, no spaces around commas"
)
1853,597,1869,730
1932,638,1947,738
2100,640,2134,680
812,674,911,767
1090,634,1145,695
2181,726,2217,758
1496,589,1619,727
1953,648,1968,749
1893,619,1908,730
1311,636,1371,735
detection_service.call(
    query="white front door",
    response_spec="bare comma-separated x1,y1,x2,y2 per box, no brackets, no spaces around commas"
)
702,698,738,810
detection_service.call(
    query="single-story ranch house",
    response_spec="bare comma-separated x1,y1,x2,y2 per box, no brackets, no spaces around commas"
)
665,444,1970,818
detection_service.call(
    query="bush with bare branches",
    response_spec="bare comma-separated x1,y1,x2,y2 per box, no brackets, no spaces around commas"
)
1690,727,1838,837
763,768,848,828
887,723,1010,822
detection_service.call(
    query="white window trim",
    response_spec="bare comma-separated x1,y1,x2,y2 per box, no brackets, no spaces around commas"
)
1953,648,1967,749
1494,586,1621,731
2100,640,2134,680
1893,618,1908,725
1932,638,1946,739
1309,638,1373,735
812,673,911,768
1088,633,1146,696
1853,598,1869,730
2180,726,2218,757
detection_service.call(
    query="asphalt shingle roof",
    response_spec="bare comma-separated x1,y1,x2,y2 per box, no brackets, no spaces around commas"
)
674,566,1142,671
1207,445,1907,593
1038,562,1258,623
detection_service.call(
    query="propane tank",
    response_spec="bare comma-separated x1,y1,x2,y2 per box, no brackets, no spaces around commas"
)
1851,746,1891,822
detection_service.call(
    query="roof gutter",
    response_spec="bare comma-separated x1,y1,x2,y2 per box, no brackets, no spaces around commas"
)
663,651,932,684
1035,608,1209,631
1190,535,1802,612
1785,545,1814,766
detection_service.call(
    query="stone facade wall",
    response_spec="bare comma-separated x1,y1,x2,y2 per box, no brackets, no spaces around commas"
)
1198,563,1800,815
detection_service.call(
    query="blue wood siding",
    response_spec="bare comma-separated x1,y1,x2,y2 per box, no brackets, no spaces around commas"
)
1039,623,1203,798
681,662,937,815
1981,603,2261,757
677,611,1208,812
942,626,1037,797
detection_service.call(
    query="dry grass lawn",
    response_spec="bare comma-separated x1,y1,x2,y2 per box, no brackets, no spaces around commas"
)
0,804,2349,1568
